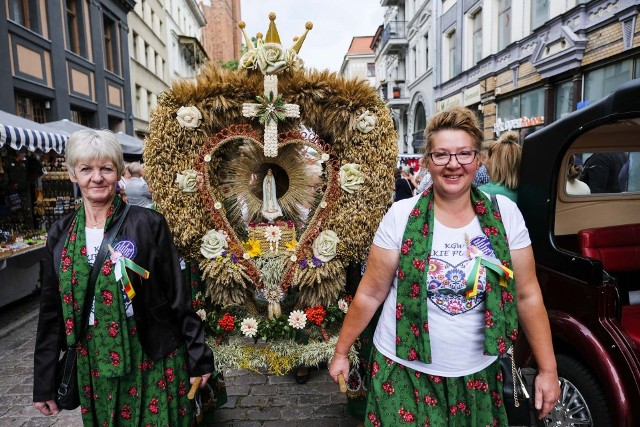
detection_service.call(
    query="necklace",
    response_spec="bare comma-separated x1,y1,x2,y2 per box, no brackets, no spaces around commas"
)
86,217,105,228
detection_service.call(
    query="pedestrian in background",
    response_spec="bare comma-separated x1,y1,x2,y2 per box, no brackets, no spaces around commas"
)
33,129,214,426
394,165,416,201
329,107,559,425
123,161,153,207
478,130,522,202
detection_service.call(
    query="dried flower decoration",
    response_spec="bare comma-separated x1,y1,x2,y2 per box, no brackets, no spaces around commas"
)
175,169,199,193
200,229,229,259
339,163,365,194
354,110,376,133
176,106,202,129
312,230,340,262
288,310,307,329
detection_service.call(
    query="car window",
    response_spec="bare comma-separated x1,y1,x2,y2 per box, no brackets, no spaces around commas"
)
565,151,638,195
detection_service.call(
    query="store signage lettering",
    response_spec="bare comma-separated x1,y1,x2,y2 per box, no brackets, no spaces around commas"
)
436,93,463,112
493,116,544,135
464,84,482,106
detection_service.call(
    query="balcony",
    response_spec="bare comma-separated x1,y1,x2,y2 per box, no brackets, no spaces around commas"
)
380,0,403,6
378,21,408,57
178,35,208,68
381,82,410,109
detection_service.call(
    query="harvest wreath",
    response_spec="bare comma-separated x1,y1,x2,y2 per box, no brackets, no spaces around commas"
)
144,13,397,373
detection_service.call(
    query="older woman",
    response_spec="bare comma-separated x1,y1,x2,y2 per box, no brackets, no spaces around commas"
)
33,129,213,426
479,130,522,202
329,107,559,425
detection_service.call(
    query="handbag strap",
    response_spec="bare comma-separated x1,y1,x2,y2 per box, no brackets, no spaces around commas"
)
74,203,130,344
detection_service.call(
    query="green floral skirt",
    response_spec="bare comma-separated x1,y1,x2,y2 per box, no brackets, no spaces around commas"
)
365,347,508,427
77,316,193,427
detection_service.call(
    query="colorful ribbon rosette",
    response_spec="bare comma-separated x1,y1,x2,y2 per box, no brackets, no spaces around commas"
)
464,234,513,299
108,245,150,299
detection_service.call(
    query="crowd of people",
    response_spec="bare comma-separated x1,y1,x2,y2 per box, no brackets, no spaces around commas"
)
33,107,569,426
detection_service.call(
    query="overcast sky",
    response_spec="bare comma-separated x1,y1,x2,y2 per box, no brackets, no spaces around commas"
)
240,0,385,72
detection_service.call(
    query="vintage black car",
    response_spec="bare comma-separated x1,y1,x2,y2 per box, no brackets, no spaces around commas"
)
517,78,640,426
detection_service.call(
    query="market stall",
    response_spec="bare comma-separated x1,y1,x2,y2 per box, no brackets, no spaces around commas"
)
0,111,69,307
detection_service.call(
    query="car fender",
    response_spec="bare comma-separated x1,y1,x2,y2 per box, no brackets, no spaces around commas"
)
548,309,638,426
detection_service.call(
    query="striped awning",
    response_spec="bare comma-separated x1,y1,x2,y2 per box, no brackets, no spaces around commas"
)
0,123,67,154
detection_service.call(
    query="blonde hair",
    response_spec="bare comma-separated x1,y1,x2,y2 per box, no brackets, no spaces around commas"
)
65,129,124,177
421,106,483,165
486,131,521,190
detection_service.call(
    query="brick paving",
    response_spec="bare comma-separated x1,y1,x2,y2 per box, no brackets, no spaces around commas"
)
0,294,359,426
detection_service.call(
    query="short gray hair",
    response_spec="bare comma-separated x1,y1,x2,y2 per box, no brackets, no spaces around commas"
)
127,161,143,176
65,129,124,177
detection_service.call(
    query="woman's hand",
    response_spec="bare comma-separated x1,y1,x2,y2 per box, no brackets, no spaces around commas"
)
328,351,350,384
34,400,59,416
191,372,212,388
534,370,560,419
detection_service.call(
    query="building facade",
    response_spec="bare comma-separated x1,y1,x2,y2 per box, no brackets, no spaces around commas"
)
128,0,207,138
432,0,640,143
199,0,241,65
339,36,376,86
373,0,435,155
0,0,135,131
165,0,207,82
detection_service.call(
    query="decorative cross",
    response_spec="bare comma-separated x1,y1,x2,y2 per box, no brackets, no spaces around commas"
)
242,75,300,157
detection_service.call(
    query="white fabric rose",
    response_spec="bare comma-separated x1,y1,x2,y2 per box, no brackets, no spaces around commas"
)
176,106,202,129
239,50,258,70
339,163,365,194
175,169,199,193
196,309,207,321
355,110,376,133
200,229,228,259
256,43,289,74
312,230,340,262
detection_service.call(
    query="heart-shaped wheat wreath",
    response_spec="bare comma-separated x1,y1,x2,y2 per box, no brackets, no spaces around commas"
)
144,14,398,374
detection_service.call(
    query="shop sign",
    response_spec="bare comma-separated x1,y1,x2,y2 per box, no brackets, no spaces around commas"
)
493,115,545,136
463,84,482,106
436,93,463,112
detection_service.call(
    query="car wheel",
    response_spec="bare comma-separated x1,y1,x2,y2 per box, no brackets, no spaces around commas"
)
541,355,612,427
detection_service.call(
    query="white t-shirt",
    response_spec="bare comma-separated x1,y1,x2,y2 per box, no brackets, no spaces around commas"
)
86,227,134,325
372,193,531,376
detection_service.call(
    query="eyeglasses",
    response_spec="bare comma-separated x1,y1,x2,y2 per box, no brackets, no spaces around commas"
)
427,150,479,166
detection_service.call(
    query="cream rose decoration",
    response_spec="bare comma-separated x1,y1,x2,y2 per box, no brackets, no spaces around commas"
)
239,50,258,70
354,110,376,133
176,106,202,129
339,163,365,194
287,50,305,72
256,43,289,74
175,169,199,193
200,229,228,259
312,230,340,262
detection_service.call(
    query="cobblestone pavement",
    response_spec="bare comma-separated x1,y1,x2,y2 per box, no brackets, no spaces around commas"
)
0,294,359,426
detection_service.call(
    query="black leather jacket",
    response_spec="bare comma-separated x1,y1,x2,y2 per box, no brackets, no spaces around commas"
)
33,203,213,402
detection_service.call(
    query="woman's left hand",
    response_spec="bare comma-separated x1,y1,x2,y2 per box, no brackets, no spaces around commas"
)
534,370,560,419
191,372,212,388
